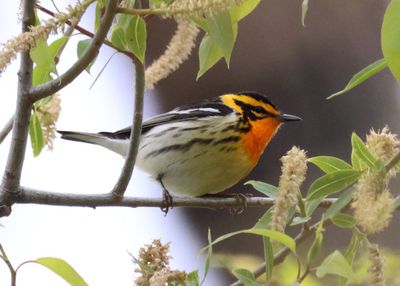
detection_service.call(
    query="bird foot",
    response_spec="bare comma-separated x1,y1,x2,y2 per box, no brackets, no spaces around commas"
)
229,193,250,215
161,189,174,215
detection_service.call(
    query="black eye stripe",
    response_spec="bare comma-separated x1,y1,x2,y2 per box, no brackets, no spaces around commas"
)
252,105,267,114
233,99,275,121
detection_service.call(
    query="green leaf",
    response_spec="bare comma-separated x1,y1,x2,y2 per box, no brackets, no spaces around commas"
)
339,230,364,286
253,207,273,229
48,37,68,59
232,269,260,286
125,15,147,63
261,236,273,281
245,180,278,198
205,12,236,65
290,216,311,226
305,197,324,216
301,0,309,26
32,65,53,86
331,213,355,229
351,132,383,170
197,34,224,79
327,59,387,99
351,148,366,171
230,0,261,21
307,170,361,201
186,270,200,286
308,156,352,174
324,187,356,219
30,39,55,72
202,228,296,254
316,250,355,280
77,39,96,73
29,112,44,157
381,0,400,81
307,217,324,265
34,257,88,286
111,26,127,51
201,228,212,286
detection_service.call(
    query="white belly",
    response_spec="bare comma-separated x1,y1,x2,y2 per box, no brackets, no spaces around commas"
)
135,115,254,196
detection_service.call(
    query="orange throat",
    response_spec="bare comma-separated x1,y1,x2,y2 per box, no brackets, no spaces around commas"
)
241,118,281,165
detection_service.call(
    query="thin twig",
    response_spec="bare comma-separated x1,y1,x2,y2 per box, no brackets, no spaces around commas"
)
0,0,35,199
112,60,144,198
0,116,14,145
0,243,16,286
29,0,119,101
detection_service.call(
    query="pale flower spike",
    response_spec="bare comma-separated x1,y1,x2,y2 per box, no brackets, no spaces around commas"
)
352,127,398,235
135,239,187,286
351,173,394,235
366,126,399,178
160,0,244,18
271,146,307,233
368,244,386,286
0,0,93,75
145,18,199,89
36,94,61,150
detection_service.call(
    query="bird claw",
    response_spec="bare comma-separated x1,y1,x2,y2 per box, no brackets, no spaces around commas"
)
229,193,249,215
161,189,174,215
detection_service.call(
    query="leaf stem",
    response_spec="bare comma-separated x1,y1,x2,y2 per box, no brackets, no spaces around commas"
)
0,243,16,286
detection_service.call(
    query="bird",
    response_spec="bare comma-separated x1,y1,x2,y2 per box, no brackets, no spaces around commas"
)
58,92,301,201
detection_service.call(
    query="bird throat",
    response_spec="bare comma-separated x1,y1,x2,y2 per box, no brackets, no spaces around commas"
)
241,118,281,165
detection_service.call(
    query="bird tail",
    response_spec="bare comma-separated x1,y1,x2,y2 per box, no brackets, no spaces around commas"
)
58,130,128,156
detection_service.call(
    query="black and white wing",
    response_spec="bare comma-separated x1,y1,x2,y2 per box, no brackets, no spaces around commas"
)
104,100,234,139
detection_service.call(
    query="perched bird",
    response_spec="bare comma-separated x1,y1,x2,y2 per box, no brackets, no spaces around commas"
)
59,92,301,199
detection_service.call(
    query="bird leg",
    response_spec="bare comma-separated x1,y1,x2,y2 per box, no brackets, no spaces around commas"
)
157,174,173,215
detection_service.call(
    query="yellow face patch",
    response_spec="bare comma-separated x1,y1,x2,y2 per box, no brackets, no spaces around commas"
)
220,93,280,116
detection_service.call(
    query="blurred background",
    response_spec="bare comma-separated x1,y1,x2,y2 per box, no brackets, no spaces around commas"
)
1,0,399,285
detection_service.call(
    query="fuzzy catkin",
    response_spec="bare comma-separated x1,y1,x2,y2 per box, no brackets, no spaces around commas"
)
351,127,398,234
135,240,187,286
351,173,394,235
145,18,199,89
271,146,307,233
0,0,93,75
35,94,61,150
160,0,243,18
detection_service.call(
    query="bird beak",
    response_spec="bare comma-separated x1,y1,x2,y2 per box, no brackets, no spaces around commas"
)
277,113,302,122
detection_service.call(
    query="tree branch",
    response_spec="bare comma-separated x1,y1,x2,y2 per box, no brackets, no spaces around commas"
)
12,187,342,210
112,60,144,198
0,116,14,145
0,0,35,203
29,0,119,101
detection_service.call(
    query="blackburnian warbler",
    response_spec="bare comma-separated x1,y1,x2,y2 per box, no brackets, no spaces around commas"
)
59,92,300,198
